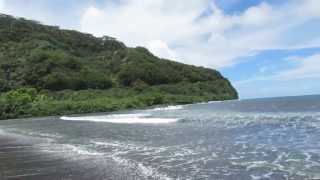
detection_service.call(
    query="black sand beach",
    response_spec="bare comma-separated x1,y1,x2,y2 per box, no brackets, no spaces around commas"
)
0,135,112,180
0,130,149,180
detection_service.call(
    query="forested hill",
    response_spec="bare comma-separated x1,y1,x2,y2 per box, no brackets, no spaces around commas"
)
0,14,238,120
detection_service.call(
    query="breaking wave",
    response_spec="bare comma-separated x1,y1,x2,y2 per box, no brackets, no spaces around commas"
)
150,105,184,111
60,113,179,124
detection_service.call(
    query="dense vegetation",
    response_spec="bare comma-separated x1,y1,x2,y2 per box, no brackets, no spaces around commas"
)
0,14,238,120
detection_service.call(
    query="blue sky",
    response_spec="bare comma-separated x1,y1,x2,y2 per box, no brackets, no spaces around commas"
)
0,0,320,99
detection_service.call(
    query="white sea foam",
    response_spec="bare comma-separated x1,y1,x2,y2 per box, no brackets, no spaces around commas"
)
92,140,168,156
151,105,184,111
109,154,172,180
91,140,172,179
0,128,61,144
61,113,178,124
36,143,103,156
63,144,103,156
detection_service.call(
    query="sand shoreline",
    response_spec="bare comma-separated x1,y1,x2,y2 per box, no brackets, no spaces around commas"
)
0,133,74,180
0,131,123,180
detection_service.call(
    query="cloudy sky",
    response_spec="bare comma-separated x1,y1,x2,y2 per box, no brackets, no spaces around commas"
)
1,0,320,98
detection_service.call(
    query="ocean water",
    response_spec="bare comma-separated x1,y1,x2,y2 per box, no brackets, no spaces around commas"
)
0,95,320,179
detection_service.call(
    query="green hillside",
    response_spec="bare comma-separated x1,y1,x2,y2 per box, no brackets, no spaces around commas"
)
0,14,238,120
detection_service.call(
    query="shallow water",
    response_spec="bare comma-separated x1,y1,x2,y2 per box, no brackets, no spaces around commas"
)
0,95,320,179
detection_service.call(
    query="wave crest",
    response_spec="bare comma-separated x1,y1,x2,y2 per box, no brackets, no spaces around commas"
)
151,105,184,111
60,113,178,124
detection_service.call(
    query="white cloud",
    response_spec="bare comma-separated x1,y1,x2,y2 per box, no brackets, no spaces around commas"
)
235,53,320,87
79,0,320,69
147,40,177,60
298,0,320,17
233,53,320,98
0,0,5,12
278,54,320,80
0,1,51,24
0,0,84,30
240,2,273,26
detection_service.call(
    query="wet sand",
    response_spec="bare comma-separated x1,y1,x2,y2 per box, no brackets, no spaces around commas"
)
0,132,147,180
0,135,113,180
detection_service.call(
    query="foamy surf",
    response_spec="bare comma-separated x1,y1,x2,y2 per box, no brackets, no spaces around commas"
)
151,105,184,111
60,113,178,124
36,143,104,156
